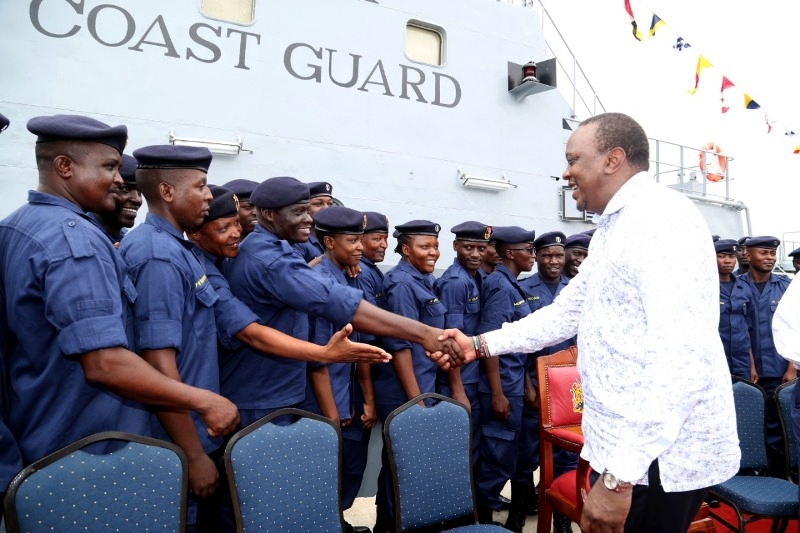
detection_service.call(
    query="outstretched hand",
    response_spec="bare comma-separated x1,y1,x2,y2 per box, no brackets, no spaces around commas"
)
324,324,391,363
426,329,477,369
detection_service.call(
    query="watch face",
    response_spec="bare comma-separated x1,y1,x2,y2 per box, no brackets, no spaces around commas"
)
602,471,618,490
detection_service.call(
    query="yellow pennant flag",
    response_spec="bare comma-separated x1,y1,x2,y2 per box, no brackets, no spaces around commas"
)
688,55,713,95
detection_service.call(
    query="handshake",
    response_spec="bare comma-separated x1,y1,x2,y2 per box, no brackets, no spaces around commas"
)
424,329,481,370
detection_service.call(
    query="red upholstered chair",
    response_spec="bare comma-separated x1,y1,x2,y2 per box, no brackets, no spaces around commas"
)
535,346,590,533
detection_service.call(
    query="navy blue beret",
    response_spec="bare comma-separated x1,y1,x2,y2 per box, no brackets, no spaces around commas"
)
222,179,258,200
789,247,800,258
737,236,750,247
714,239,738,255
27,114,127,154
133,145,212,172
451,221,492,241
392,220,441,238
364,212,389,233
251,176,310,209
308,181,333,198
120,154,138,184
746,236,780,249
564,233,591,250
534,231,566,251
313,206,365,234
711,235,720,242
0,113,9,133
492,226,535,244
205,186,239,223
582,228,597,237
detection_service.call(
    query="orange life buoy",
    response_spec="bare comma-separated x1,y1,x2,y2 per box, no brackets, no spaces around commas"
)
699,142,726,182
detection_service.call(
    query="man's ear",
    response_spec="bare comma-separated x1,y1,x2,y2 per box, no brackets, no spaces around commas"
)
53,155,73,179
158,181,174,203
604,147,627,174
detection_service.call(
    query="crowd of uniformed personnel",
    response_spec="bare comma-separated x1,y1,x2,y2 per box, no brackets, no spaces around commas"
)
0,113,797,533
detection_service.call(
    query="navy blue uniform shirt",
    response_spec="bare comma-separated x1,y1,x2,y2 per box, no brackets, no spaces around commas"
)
519,273,575,356
742,272,792,377
718,277,756,379
120,214,222,453
477,265,531,396
223,225,362,410
294,234,324,262
348,256,386,344
0,191,150,464
434,258,482,385
375,260,446,406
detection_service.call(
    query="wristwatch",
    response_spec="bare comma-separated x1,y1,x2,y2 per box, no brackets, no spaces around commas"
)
601,469,632,492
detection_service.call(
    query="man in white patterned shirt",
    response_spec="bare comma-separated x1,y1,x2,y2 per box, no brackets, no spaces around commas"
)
439,112,739,532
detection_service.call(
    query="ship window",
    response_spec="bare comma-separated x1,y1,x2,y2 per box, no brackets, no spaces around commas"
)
200,0,255,25
406,22,445,66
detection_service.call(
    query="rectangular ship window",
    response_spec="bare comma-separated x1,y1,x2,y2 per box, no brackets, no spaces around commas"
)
200,0,255,25
406,22,445,67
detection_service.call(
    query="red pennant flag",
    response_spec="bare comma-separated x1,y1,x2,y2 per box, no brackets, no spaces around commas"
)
720,76,734,113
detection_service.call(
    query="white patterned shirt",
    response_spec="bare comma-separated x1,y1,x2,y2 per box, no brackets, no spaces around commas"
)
484,172,740,491
773,277,800,369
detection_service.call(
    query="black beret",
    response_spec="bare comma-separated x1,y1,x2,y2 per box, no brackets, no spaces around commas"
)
364,212,389,233
251,176,309,209
392,220,441,238
714,239,738,255
745,236,780,249
119,154,138,184
308,181,333,198
451,221,492,241
27,114,127,154
789,247,800,258
0,113,9,133
712,235,721,242
492,226,536,244
564,233,591,250
534,231,566,251
133,145,212,172
582,228,597,237
313,206,366,234
222,179,258,200
205,186,239,224
737,236,750,247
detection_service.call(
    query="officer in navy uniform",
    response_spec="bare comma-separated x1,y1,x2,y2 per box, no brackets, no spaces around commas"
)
221,178,258,237
294,206,373,533
120,145,240,531
0,116,237,478
90,153,142,245
480,238,502,281
373,219,449,532
513,231,577,533
736,236,750,276
715,238,758,381
562,232,591,279
433,221,491,462
0,109,22,510
474,226,535,526
294,181,334,263
222,178,459,432
741,236,795,472
788,246,800,273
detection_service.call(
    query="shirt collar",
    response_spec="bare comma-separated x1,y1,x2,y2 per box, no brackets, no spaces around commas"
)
145,213,186,241
397,259,433,288
28,190,90,217
320,256,348,284
597,171,651,218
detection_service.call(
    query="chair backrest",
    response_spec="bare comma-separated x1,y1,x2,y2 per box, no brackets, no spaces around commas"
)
537,346,582,429
775,379,798,474
384,393,475,532
224,408,343,533
731,379,769,470
4,431,187,533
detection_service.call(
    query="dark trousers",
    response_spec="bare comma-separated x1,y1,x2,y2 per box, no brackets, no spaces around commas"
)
791,381,800,520
590,460,708,533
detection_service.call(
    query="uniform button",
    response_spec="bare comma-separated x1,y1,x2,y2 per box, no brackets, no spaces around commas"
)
68,221,76,227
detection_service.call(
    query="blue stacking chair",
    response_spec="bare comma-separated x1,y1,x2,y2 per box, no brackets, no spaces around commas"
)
3,431,187,533
384,392,505,532
224,408,343,532
709,378,799,532
775,379,798,481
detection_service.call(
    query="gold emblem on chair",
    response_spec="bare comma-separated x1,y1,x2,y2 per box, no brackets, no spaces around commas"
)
571,380,583,413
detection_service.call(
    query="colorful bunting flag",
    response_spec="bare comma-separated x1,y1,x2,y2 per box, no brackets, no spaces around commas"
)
744,94,760,110
765,113,776,134
720,76,734,113
688,55,713,95
794,146,800,154
786,130,796,137
648,14,665,37
624,0,643,41
673,37,691,51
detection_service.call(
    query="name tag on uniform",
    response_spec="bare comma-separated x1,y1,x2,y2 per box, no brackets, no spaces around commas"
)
528,296,540,301
468,295,479,302
195,274,207,288
427,298,439,304
513,299,525,307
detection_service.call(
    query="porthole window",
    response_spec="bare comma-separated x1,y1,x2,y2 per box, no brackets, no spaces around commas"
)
200,0,255,25
406,21,445,67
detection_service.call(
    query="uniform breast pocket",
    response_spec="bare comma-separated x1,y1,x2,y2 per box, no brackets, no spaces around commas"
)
193,283,219,342
423,300,447,328
465,299,481,316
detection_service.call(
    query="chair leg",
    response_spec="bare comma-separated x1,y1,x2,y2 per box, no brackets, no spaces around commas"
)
536,503,553,533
